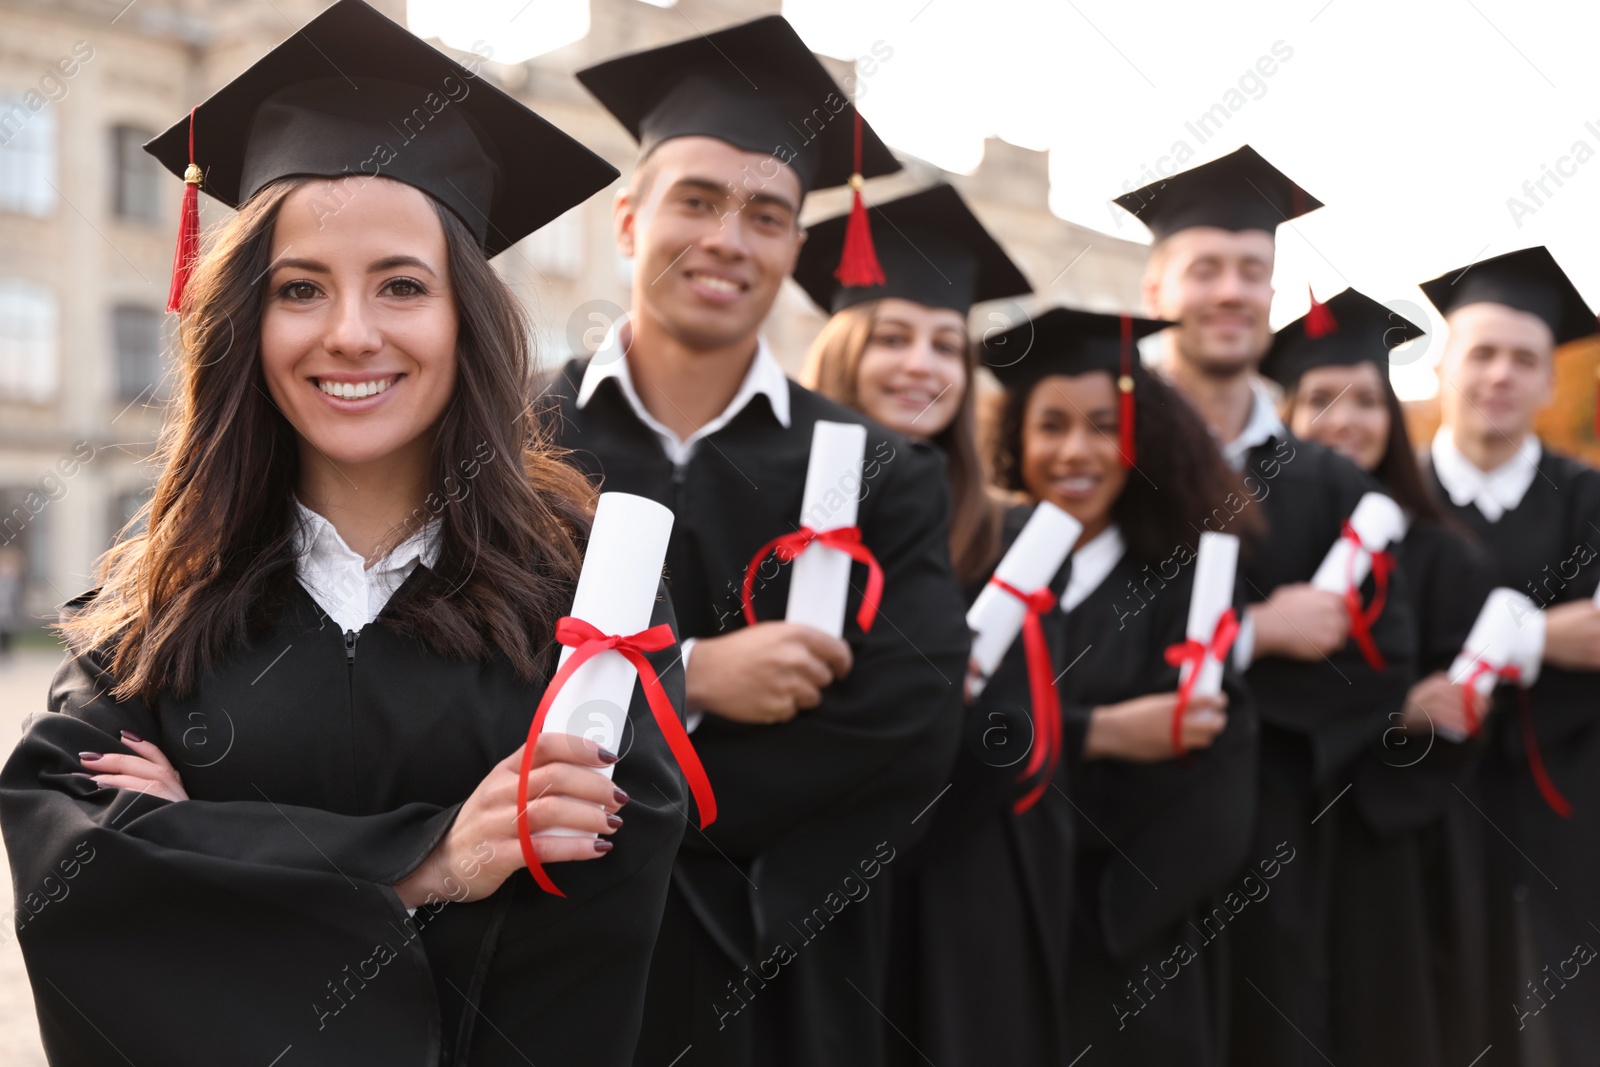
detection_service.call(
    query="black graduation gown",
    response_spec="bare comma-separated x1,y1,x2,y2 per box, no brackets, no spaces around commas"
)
1059,537,1257,1066
1423,445,1600,1066
0,568,689,1066
1220,432,1419,1066
881,505,1076,1067
541,358,969,1067
1329,517,1497,1067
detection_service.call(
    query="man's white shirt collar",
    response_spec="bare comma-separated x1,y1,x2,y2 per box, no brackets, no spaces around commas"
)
575,318,791,466
1220,379,1286,471
291,500,441,635
1061,524,1126,614
1431,428,1541,523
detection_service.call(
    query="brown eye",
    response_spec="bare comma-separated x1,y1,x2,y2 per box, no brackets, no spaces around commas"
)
280,280,318,301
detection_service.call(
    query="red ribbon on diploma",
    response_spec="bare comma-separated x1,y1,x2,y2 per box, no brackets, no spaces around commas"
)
1162,608,1240,756
1456,661,1571,818
516,618,717,896
741,526,884,633
1339,520,1394,672
989,577,1062,814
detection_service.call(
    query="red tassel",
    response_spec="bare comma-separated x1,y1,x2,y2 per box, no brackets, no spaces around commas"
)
165,108,202,314
833,109,884,288
1305,286,1337,339
1118,314,1136,468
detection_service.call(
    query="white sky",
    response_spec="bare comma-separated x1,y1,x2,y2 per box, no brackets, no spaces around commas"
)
409,0,1600,400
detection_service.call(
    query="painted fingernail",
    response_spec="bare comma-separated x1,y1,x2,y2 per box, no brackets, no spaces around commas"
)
78,752,103,762
120,730,143,744
606,814,624,830
613,787,630,806
593,839,614,853
597,748,619,765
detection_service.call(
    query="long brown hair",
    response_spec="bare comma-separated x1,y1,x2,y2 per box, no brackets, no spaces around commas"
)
802,301,1002,585
1280,372,1447,525
993,368,1266,566
63,176,595,702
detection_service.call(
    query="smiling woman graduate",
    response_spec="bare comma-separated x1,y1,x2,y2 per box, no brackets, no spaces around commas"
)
0,3,695,1065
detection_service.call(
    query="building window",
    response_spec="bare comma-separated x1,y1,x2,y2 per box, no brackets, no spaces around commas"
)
0,95,56,217
112,304,166,401
111,125,161,223
0,280,57,401
528,204,585,278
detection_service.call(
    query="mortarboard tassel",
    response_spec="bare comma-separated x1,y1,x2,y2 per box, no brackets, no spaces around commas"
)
1118,314,1136,468
1305,286,1338,339
165,108,202,314
833,108,885,288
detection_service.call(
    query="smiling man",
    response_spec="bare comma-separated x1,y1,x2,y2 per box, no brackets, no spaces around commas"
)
541,17,969,1067
1420,245,1600,1067
1115,146,1418,1066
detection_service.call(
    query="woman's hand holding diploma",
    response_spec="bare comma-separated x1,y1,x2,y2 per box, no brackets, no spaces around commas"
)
394,733,628,909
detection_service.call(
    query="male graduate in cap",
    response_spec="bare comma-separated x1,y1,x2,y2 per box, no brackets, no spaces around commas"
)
1419,245,1600,1065
542,17,968,1067
1116,146,1417,1065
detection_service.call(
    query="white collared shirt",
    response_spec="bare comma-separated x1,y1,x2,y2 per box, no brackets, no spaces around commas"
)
1430,428,1542,523
1061,525,1126,614
291,500,441,635
574,318,792,467
576,318,792,730
1220,379,1286,471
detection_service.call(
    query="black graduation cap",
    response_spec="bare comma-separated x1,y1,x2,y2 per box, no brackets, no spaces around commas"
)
1260,288,1426,389
1418,245,1598,346
575,15,899,196
1113,145,1322,242
792,183,1031,315
980,306,1175,467
144,0,619,309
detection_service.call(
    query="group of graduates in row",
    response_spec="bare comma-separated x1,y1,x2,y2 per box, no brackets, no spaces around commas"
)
1,3,1597,1065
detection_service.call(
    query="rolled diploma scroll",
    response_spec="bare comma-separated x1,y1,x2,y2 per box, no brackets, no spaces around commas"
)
1310,492,1410,593
1445,587,1545,740
1180,533,1241,699
784,421,869,639
538,491,674,837
965,502,1083,698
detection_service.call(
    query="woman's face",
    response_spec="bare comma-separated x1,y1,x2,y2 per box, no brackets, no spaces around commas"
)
1286,361,1390,472
260,176,458,474
853,298,969,438
1019,371,1128,541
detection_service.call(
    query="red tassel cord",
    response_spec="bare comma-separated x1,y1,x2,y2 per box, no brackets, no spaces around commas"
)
1305,286,1338,339
1118,314,1136,468
165,107,202,314
833,108,885,288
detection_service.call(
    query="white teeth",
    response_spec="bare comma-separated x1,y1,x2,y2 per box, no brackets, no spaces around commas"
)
1060,477,1097,491
691,273,739,294
317,377,395,400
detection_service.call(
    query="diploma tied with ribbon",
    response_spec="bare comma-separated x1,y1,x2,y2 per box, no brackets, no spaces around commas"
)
1311,492,1408,671
518,492,716,895
1165,532,1241,755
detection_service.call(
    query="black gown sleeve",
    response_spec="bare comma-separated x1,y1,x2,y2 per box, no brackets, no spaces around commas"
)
687,441,969,857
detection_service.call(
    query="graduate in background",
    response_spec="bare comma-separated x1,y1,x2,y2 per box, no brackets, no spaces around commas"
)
1115,146,1417,1064
1267,289,1497,1065
794,184,1070,1062
1417,246,1600,1065
544,18,969,1067
797,182,1015,590
0,3,690,1064
982,307,1261,1065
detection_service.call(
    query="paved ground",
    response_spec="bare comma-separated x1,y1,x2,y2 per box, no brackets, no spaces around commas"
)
0,649,62,1065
